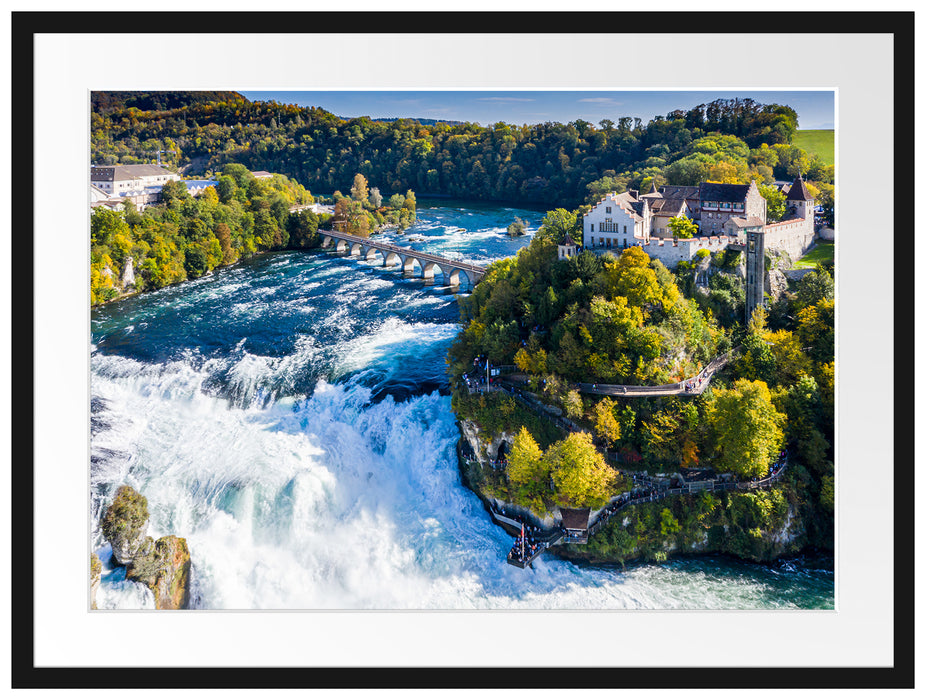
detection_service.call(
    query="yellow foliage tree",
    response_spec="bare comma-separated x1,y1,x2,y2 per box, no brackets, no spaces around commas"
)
706,379,785,479
593,397,621,447
545,432,616,509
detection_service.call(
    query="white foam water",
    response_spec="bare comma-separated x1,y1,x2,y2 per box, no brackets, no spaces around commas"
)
89,204,832,611
91,350,831,610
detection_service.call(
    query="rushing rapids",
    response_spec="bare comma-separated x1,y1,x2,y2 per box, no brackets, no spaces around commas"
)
90,199,834,610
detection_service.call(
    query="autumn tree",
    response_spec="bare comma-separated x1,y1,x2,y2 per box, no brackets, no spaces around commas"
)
758,184,786,222
706,379,785,479
537,208,578,244
351,173,369,204
667,214,698,240
592,397,621,447
91,207,130,248
545,431,616,509
506,427,549,512
562,389,585,421
159,179,190,207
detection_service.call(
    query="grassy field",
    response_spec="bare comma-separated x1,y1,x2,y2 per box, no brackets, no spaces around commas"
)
794,242,834,269
793,130,835,166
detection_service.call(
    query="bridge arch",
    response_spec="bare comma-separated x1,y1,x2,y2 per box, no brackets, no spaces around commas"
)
315,229,485,290
401,255,422,275
447,268,471,287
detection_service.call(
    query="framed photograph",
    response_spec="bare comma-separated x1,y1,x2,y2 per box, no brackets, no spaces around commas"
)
14,7,912,690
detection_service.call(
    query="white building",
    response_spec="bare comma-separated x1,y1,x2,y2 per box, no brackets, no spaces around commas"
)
90,164,180,195
582,190,652,252
89,183,125,212
581,176,815,267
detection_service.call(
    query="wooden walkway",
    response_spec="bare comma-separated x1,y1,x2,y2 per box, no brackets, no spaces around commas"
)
497,451,789,568
575,348,736,397
466,349,738,401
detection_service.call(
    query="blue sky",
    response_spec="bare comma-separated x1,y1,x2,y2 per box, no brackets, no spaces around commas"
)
240,90,835,130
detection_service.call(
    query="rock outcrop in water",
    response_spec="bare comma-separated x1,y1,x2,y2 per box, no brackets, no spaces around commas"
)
100,484,192,609
126,535,191,610
101,485,150,565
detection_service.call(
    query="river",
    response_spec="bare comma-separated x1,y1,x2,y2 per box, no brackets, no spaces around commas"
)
90,199,834,610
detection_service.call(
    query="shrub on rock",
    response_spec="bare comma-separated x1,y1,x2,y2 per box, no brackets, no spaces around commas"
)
100,485,150,565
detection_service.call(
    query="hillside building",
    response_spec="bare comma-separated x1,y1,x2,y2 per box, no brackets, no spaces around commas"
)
582,176,815,267
90,164,180,195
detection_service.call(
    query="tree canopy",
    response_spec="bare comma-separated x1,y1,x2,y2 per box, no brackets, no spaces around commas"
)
91,93,831,210
706,379,785,479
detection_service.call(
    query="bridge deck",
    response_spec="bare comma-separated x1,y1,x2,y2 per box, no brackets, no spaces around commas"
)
320,229,486,274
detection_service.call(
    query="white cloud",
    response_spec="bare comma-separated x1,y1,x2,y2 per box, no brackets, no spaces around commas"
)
578,97,624,105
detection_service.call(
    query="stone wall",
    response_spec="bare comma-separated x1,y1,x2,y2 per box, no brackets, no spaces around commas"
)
764,217,815,261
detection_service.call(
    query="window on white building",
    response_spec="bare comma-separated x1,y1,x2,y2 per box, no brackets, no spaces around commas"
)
606,206,611,213
590,224,594,232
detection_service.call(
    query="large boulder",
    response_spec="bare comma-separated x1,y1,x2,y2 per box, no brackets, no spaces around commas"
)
126,535,192,610
100,485,149,565
90,552,102,610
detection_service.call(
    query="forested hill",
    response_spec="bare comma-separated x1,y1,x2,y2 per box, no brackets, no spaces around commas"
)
91,91,248,115
91,93,833,208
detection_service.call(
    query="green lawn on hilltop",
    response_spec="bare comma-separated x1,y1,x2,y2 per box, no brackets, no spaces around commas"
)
794,242,834,269
793,130,835,166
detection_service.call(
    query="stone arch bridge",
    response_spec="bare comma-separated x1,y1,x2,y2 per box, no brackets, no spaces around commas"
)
319,229,486,287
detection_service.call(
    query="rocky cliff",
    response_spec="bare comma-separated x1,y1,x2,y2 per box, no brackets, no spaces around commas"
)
456,419,810,566
99,484,192,609
126,535,192,610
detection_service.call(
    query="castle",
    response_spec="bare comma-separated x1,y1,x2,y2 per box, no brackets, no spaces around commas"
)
580,176,817,266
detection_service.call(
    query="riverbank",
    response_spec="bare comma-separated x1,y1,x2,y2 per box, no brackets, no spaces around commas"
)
455,417,826,568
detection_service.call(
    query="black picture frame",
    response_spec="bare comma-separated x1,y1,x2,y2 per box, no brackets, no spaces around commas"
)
12,9,914,690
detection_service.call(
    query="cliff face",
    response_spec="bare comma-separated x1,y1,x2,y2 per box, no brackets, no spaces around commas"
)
556,492,807,566
456,420,811,566
121,256,136,290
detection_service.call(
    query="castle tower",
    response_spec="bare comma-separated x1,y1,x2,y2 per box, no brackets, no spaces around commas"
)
786,174,814,221
745,227,766,324
558,234,578,260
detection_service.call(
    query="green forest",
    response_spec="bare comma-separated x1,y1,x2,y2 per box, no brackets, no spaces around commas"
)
92,164,317,304
91,165,415,305
90,92,833,218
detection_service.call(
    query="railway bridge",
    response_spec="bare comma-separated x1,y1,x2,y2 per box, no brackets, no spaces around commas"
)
319,229,486,287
